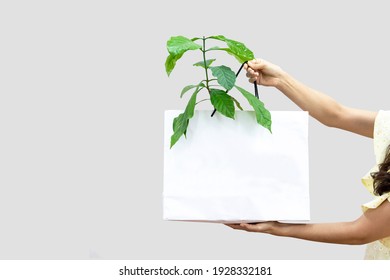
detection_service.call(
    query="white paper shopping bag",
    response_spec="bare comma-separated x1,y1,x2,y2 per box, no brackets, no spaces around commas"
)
163,110,310,223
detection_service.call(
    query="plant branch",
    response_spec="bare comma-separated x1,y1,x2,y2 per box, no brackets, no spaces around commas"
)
202,78,217,83
202,36,211,95
195,98,210,105
208,84,224,88
205,47,226,52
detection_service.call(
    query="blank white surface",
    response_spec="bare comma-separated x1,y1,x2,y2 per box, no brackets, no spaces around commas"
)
164,110,310,222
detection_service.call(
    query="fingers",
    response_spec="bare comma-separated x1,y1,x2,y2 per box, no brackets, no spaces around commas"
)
247,72,261,84
225,223,261,232
249,77,258,84
246,67,257,77
225,224,245,229
246,58,267,84
246,66,259,83
225,222,274,233
225,224,246,232
248,58,266,70
242,223,265,231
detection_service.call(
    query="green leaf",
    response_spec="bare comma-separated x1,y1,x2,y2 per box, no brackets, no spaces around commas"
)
209,35,226,41
206,46,229,52
193,59,216,68
165,53,183,76
210,65,236,91
225,39,254,63
209,35,255,63
183,119,189,138
165,36,202,76
171,113,189,148
184,89,198,119
181,84,198,97
210,89,235,119
173,114,190,138
235,86,272,132
167,36,202,56
180,82,205,98
170,90,199,148
231,96,243,110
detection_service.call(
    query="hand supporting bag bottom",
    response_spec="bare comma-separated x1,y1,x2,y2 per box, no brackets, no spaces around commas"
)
163,110,310,223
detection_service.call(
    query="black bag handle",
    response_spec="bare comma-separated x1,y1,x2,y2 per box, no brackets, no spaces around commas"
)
211,61,258,117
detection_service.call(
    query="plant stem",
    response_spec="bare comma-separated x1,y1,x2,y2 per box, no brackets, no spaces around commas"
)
195,98,210,105
202,36,211,94
202,78,217,83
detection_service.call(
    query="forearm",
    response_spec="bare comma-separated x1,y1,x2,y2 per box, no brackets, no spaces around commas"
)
274,221,365,245
228,202,390,245
274,202,390,244
275,72,376,137
276,72,342,127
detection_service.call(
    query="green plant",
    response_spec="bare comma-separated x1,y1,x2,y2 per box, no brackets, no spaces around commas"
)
165,35,272,148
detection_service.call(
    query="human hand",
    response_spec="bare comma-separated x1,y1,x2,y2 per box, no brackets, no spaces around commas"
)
245,59,285,87
225,221,280,234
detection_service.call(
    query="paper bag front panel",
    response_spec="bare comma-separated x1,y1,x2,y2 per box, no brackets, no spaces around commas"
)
163,110,310,223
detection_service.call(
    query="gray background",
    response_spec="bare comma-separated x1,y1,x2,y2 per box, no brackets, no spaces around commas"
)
0,0,386,259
